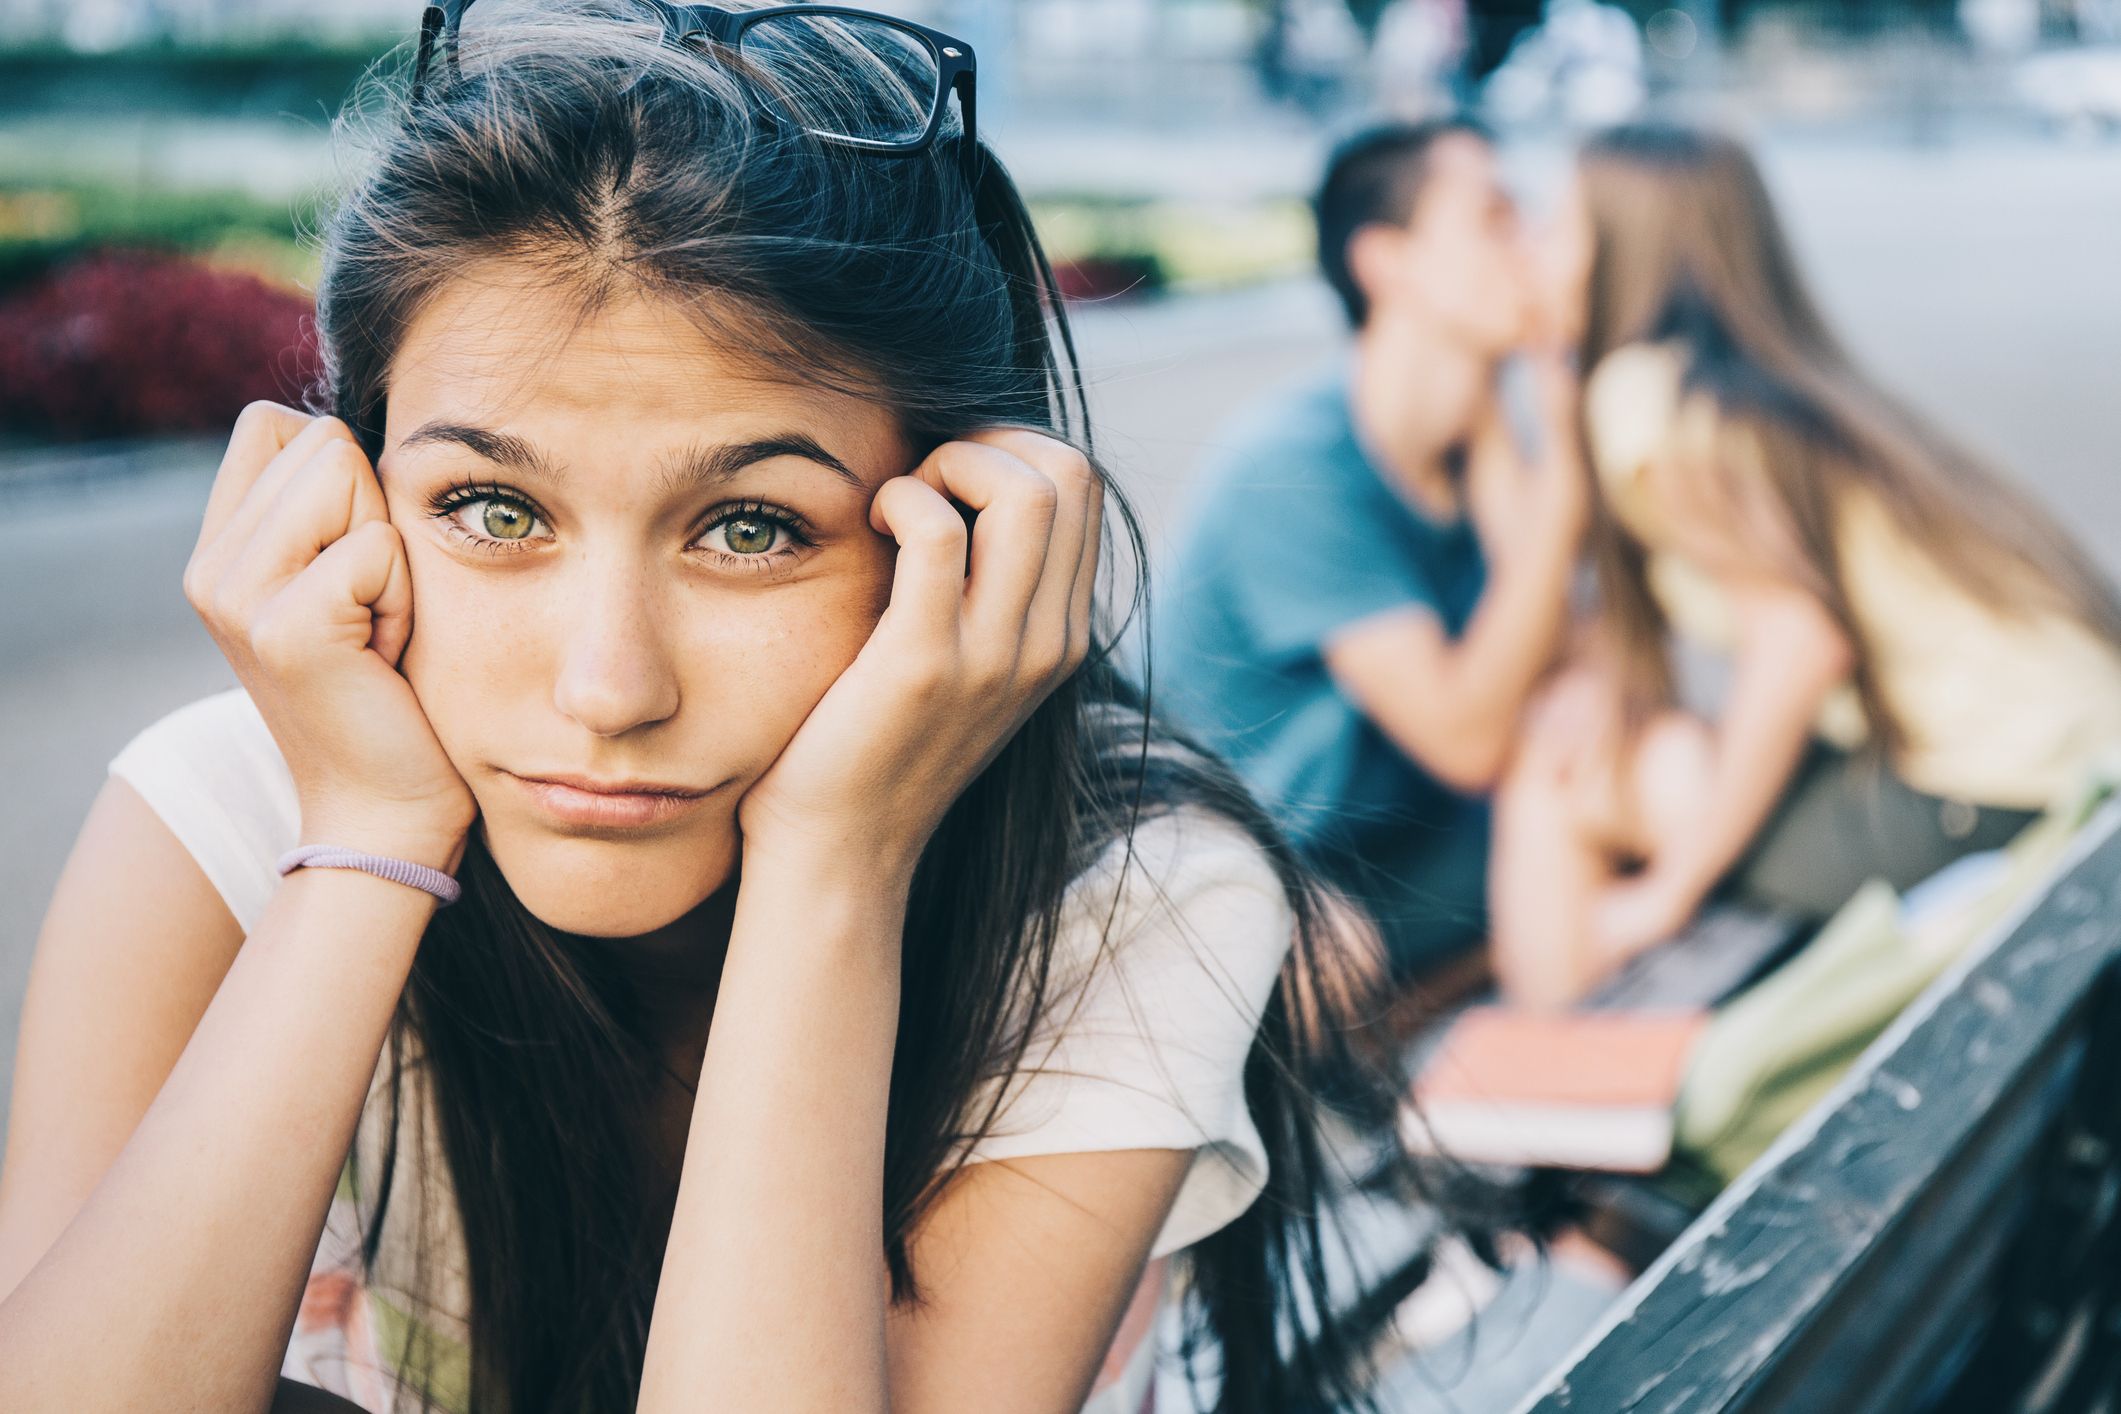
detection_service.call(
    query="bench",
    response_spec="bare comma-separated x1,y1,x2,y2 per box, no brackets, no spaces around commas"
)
1515,798,2121,1412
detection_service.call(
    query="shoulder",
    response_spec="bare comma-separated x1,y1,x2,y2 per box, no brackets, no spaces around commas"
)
1188,365,1360,513
106,685,299,934
1049,805,1294,999
965,806,1295,1258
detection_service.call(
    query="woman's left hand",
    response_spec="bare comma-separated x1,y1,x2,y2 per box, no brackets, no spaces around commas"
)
736,427,1102,888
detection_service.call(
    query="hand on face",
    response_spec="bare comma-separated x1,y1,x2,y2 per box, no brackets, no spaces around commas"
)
735,427,1102,887
185,402,477,870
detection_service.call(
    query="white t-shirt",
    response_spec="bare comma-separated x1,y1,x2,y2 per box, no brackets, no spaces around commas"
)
107,685,1294,1413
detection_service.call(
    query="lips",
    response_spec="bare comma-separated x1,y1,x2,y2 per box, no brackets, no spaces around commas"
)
519,772,707,798
509,772,711,830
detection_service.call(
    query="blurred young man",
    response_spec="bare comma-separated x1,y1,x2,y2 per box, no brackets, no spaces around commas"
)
1154,118,1587,986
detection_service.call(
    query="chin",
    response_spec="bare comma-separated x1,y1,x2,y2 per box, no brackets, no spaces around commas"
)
475,814,740,938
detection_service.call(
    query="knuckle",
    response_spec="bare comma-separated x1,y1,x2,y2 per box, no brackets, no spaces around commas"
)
1049,442,1095,484
313,435,363,474
180,559,212,611
310,412,356,443
235,398,292,431
910,515,967,553
1025,632,1069,681
207,584,250,632
347,516,396,551
1064,622,1092,668
1007,430,1091,484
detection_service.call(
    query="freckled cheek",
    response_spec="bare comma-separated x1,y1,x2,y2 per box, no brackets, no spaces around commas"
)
392,548,554,761
675,569,890,776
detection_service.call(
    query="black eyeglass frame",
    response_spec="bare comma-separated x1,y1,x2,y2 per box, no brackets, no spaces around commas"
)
413,1,980,179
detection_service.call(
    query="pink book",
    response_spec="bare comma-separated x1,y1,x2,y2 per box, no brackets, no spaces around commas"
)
1403,1007,1711,1173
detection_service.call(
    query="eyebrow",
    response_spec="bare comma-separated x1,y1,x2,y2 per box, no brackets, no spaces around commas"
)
395,422,865,494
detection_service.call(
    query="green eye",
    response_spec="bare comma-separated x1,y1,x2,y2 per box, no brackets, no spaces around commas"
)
719,516,779,555
481,501,536,540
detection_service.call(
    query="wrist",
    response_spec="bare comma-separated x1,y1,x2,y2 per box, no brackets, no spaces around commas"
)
737,836,916,911
297,804,470,876
278,856,454,925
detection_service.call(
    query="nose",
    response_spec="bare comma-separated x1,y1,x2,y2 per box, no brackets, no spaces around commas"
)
551,557,682,739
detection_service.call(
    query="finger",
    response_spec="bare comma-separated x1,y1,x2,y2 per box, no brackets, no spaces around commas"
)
204,414,369,575
364,519,416,668
1067,470,1104,661
908,439,1059,636
195,401,315,552
869,475,969,642
954,428,1096,668
251,519,407,670
219,439,376,618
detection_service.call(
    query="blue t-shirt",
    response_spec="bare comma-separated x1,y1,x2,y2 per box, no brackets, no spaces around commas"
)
1151,362,1489,888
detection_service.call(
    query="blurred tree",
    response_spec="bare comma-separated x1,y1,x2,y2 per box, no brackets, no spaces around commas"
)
1342,0,1397,37
1465,0,1545,79
1242,0,1392,101
1242,0,1545,96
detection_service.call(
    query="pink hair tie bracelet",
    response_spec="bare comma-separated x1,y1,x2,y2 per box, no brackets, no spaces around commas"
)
276,844,464,907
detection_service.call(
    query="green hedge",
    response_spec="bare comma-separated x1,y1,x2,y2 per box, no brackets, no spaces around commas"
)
0,177,1311,306
1029,195,1312,295
0,181,319,291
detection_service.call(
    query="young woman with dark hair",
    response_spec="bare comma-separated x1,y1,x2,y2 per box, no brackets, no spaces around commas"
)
0,4,1444,1410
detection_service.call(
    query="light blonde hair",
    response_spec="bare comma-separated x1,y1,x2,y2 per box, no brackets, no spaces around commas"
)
1574,123,2121,753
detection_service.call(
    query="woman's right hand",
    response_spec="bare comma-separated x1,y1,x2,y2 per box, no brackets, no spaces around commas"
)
184,402,476,871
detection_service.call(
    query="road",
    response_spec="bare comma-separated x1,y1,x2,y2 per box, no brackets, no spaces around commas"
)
3,138,2119,1360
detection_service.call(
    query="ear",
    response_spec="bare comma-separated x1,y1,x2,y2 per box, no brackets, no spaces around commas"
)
1345,222,1407,320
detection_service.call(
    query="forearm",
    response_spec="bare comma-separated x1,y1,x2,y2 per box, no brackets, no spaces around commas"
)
1656,736,1807,906
1652,674,1821,901
1434,513,1582,781
637,855,906,1414
0,865,440,1413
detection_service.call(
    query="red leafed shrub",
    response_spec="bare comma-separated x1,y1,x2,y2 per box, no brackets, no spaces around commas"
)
0,248,322,442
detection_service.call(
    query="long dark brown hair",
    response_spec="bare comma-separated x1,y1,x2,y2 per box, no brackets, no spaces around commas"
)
305,4,1456,1410
1573,122,2121,744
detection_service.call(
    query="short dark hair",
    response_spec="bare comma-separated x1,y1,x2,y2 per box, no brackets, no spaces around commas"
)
1314,115,1493,327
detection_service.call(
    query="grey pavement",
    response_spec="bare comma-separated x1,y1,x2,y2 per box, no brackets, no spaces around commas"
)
1,133,2119,1399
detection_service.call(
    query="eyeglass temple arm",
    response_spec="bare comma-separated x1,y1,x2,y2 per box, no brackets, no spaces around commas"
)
413,3,446,101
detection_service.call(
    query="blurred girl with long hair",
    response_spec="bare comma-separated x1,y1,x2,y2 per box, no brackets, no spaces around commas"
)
1494,123,2121,1009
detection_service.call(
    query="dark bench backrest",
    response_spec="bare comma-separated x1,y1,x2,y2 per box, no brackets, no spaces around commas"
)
1518,801,2121,1414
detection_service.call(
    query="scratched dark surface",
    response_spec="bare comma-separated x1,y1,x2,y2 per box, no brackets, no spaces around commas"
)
1520,801,2121,1414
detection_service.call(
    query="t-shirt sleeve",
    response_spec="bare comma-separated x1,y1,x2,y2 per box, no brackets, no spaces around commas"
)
1199,431,1448,667
106,686,300,935
958,807,1296,1261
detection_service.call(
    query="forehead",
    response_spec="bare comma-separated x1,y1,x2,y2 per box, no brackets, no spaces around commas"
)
383,262,905,474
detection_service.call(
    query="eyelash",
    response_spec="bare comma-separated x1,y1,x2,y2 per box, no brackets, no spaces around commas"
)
423,480,815,572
